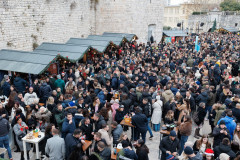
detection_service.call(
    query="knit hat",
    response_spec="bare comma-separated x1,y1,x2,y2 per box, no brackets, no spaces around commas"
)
166,153,175,160
169,130,176,137
184,146,194,155
219,153,230,160
204,149,214,156
219,120,225,125
57,74,61,79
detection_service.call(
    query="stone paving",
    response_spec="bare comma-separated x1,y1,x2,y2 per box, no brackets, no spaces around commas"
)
9,119,212,160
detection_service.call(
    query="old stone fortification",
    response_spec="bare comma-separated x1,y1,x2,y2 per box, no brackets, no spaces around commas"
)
0,0,164,51
188,11,240,33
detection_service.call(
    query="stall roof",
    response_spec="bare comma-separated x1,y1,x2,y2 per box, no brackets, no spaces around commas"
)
163,30,188,37
103,32,137,41
66,38,111,52
0,49,57,74
219,27,239,33
34,43,90,62
87,35,124,46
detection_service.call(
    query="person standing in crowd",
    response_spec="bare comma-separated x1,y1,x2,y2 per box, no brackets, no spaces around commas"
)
54,75,65,94
39,80,52,103
98,124,112,147
45,129,65,160
111,121,123,146
97,141,111,160
13,117,31,160
151,95,162,131
160,130,180,160
24,87,38,106
65,128,85,158
93,113,106,133
217,110,237,140
193,135,211,154
132,107,148,142
0,115,12,160
178,115,192,154
13,74,28,94
214,138,236,159
213,120,231,148
80,117,93,141
193,102,207,139
184,146,203,160
135,139,149,160
62,113,76,138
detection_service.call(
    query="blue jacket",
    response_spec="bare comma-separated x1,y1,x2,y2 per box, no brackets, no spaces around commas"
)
217,116,236,140
2,81,11,97
112,77,119,90
13,77,28,93
170,87,178,96
62,118,76,138
97,91,105,104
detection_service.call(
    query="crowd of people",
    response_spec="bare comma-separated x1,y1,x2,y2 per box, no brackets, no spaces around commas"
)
0,32,240,160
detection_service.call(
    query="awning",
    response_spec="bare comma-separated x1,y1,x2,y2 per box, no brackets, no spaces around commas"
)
103,32,137,41
0,49,57,74
218,27,239,33
66,38,111,53
163,30,188,37
87,35,124,46
34,43,90,62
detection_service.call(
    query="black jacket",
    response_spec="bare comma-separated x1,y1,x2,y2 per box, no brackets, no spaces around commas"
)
80,121,93,140
212,126,231,147
65,133,81,158
132,113,148,132
39,133,52,154
94,115,106,132
159,136,180,160
0,117,10,137
196,107,207,126
136,146,149,160
214,143,236,160
39,83,52,99
232,107,240,123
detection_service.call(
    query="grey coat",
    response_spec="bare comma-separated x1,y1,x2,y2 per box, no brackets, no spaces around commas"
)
13,122,31,151
45,135,65,160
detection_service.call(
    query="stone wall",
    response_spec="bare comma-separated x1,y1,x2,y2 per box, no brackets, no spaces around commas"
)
0,0,95,51
96,0,164,43
188,11,240,33
0,0,164,51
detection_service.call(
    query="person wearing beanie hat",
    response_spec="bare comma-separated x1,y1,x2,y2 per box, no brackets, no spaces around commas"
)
203,149,214,160
117,140,138,160
159,130,180,160
219,153,230,160
213,119,231,147
151,95,162,131
184,146,203,160
217,110,237,140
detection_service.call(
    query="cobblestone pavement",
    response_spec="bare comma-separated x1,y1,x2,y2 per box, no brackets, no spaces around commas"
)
9,119,212,160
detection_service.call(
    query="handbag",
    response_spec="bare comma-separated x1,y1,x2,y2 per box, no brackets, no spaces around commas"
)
192,111,199,123
18,133,26,141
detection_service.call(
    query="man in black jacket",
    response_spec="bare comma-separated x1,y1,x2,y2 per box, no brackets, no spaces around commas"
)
213,120,231,147
65,129,84,159
80,118,93,141
93,113,106,133
132,107,148,142
140,98,153,139
159,130,180,160
214,138,236,159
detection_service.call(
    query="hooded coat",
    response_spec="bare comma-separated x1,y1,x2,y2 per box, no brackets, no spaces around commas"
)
13,77,28,93
217,116,237,140
151,100,163,124
162,90,174,104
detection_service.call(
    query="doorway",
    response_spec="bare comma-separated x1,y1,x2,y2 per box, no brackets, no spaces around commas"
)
148,24,156,41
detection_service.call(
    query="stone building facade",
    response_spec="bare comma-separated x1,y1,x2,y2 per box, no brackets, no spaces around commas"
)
188,11,240,33
0,0,164,51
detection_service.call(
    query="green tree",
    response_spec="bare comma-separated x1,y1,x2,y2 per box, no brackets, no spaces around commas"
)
211,19,217,32
220,0,240,11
